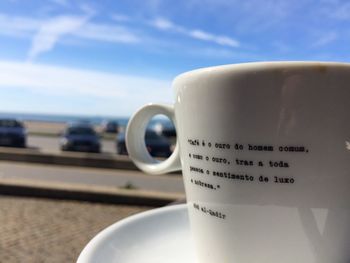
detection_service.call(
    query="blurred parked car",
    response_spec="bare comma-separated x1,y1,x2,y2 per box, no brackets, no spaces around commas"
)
102,120,119,133
60,123,101,153
116,130,172,157
150,120,176,138
0,119,26,147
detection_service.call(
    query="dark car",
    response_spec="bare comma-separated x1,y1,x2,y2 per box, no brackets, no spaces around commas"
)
60,123,101,153
0,119,26,147
0,119,27,147
116,130,172,157
102,120,119,133
149,120,176,138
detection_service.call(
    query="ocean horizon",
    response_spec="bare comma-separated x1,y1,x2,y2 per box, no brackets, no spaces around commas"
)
0,112,130,126
0,112,173,128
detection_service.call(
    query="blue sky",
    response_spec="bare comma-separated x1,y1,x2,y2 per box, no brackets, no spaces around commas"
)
0,0,349,117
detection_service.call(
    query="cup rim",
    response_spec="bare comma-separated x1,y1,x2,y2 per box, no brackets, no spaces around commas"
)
173,61,350,84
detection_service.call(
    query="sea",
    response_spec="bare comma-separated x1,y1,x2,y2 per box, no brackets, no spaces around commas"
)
0,112,172,128
0,112,130,126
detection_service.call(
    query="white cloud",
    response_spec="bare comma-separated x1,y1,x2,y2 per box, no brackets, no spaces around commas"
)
0,12,240,59
189,30,212,40
0,60,172,115
152,17,176,30
176,0,293,33
189,29,239,47
185,47,263,60
312,32,338,47
0,14,40,37
0,60,170,98
150,17,240,48
0,13,141,59
327,2,350,20
75,23,140,43
28,15,91,60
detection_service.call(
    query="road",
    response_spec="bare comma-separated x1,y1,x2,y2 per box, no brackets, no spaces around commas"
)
0,161,185,193
27,135,116,154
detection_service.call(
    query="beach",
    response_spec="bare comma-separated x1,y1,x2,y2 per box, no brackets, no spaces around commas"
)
24,121,67,136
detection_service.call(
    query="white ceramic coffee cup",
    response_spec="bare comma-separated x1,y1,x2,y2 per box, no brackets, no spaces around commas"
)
126,61,350,263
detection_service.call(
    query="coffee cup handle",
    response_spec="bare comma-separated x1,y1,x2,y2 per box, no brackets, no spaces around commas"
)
126,103,181,174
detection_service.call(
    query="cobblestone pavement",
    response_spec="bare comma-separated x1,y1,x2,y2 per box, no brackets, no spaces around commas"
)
0,196,152,263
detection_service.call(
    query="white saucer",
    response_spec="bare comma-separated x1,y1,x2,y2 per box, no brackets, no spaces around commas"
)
77,204,198,263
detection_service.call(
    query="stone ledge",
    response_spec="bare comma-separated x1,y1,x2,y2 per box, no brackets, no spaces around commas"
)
0,178,185,207
0,147,181,175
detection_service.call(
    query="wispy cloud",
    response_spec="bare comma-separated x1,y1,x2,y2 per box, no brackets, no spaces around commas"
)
312,32,338,47
28,15,91,60
150,17,240,48
189,30,239,47
185,47,263,60
170,0,294,34
327,2,350,20
75,23,140,44
0,13,141,59
152,17,175,30
0,14,40,37
0,11,240,60
0,60,172,115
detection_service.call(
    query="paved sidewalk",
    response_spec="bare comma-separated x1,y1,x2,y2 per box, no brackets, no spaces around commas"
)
0,196,151,263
